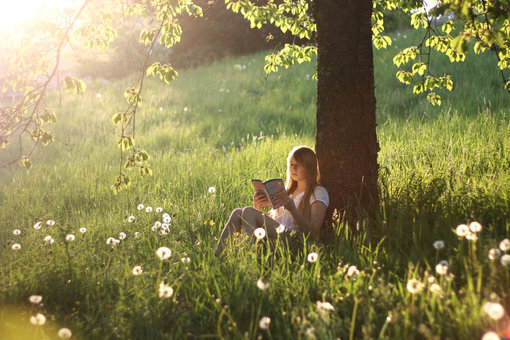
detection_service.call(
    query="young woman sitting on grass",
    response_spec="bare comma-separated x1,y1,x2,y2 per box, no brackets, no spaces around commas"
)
215,146,329,254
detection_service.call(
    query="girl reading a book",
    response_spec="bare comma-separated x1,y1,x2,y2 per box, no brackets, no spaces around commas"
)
215,146,329,254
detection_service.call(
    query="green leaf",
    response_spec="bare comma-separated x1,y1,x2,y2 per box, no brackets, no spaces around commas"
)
63,76,87,94
19,158,32,170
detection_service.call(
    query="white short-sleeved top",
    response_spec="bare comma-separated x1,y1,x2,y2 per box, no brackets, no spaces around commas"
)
272,185,329,231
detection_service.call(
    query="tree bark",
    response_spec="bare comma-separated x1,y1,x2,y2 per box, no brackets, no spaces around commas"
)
313,0,380,225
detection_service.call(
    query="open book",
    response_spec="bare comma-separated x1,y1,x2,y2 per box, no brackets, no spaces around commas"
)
252,178,286,209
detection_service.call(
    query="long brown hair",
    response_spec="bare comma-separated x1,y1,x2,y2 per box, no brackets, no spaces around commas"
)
285,146,321,217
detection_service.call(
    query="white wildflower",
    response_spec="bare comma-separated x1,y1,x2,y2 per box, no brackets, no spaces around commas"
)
181,257,190,264
481,331,500,340
159,230,168,236
46,220,55,226
162,214,171,223
483,302,505,320
455,224,469,237
44,236,54,244
253,228,266,240
466,232,478,241
106,237,119,246
501,254,510,267
183,107,188,112
29,295,43,304
208,186,216,194
132,265,143,276
127,215,135,223
161,223,170,231
316,300,335,312
257,279,270,291
258,316,271,330
96,93,101,98
134,232,140,238
13,229,21,235
156,246,172,260
65,234,75,242
12,243,21,250
158,281,174,298
307,252,318,263
429,283,442,295
145,206,153,213
33,222,42,230
137,204,144,210
276,224,285,234
119,232,126,240
499,238,510,252
435,261,449,275
156,207,163,213
488,248,501,260
433,240,445,250
57,328,72,339
79,228,86,234
151,225,158,232
30,313,46,326
347,265,360,277
406,279,425,294
469,221,482,233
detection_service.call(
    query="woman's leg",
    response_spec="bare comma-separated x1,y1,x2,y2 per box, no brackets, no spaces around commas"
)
241,207,281,239
215,208,242,255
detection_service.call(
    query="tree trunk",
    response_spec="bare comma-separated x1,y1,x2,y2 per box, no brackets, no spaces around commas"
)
313,0,380,225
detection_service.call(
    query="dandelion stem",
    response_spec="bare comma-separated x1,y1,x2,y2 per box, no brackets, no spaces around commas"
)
349,297,359,340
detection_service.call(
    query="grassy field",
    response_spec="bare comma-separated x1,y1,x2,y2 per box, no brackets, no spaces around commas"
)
1,28,510,339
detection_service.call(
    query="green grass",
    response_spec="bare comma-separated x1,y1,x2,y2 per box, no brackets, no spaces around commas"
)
1,30,510,339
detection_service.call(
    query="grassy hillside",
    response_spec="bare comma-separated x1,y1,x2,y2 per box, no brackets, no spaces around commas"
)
0,29,509,339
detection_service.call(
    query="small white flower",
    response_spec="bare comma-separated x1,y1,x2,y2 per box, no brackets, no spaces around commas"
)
29,295,43,304
316,301,335,312
276,224,285,234
162,214,171,223
154,221,162,228
13,229,21,235
128,216,135,223
307,252,318,263
183,107,188,112
465,232,478,242
145,206,153,213
44,236,54,244
257,279,270,291
259,316,271,330
488,248,501,260
134,232,140,238
119,232,127,240
483,302,505,320
106,237,119,246
30,313,46,325
158,281,174,298
435,261,449,275
253,228,266,240
66,234,75,242
156,246,172,260
46,220,55,226
429,283,442,294
79,228,86,234
159,230,168,236
159,107,163,111
132,265,143,276
427,276,435,284
161,223,170,231
406,279,425,294
455,224,469,237
433,240,445,250
96,93,101,98
499,238,510,252
156,207,163,213
346,265,360,277
12,243,21,250
181,257,190,264
501,254,510,267
33,222,42,230
208,186,216,194
137,204,144,210
481,331,500,340
58,327,72,339
469,221,482,233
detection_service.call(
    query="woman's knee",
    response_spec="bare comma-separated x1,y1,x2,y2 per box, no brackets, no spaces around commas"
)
230,208,242,219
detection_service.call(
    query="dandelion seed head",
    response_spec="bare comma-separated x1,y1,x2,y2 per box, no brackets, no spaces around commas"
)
156,246,172,260
46,220,55,226
483,302,505,320
137,204,144,210
33,222,42,230
151,225,158,232
44,236,54,244
79,228,86,234
156,207,163,213
66,234,75,242
257,279,270,291
29,295,43,304
501,254,510,267
58,328,72,339
435,261,449,275
259,316,271,330
183,107,188,112
346,265,360,277
119,232,126,240
134,232,140,238
161,223,170,231
181,257,190,264
208,186,216,194
12,243,21,250
276,224,285,234
158,281,174,298
469,221,482,233
106,237,119,246
429,283,442,294
488,248,501,260
132,265,143,276
145,206,153,213
481,331,500,340
316,300,335,312
499,238,510,252
162,214,171,223
466,232,478,241
406,279,425,294
13,229,21,235
30,313,46,326
433,240,445,250
253,228,266,240
455,224,469,237
159,229,168,236
128,215,135,223
307,252,318,263
96,93,101,98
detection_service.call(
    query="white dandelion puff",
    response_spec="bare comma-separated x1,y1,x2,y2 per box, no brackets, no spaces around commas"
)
276,224,285,234
79,228,86,234
145,206,153,213
30,313,46,326
65,234,75,242
466,232,478,242
488,248,501,260
132,265,143,276
346,265,360,277
13,229,21,235
96,93,101,98
433,240,445,250
253,228,266,240
483,302,505,320
429,283,442,295
162,214,171,223
12,243,21,250
158,281,174,298
29,295,43,304
44,236,54,244
137,204,144,210
128,215,135,223
161,223,170,231
499,238,510,252
307,252,318,263
181,257,190,264
46,220,55,226
208,186,216,194
501,254,510,267
316,301,335,312
406,279,425,294
455,224,469,237
259,316,271,330
156,207,163,213
119,232,127,240
435,261,449,275
134,232,140,238
469,221,482,233
481,331,500,340
156,246,172,260
257,279,270,291
57,328,72,339
33,222,42,230
154,221,162,228
106,237,119,246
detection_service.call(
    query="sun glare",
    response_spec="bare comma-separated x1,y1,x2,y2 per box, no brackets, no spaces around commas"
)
0,0,79,33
